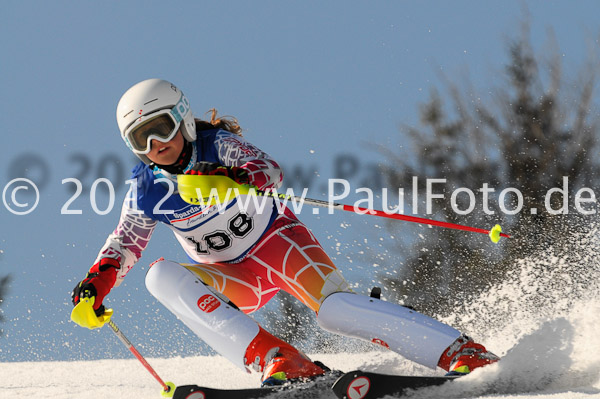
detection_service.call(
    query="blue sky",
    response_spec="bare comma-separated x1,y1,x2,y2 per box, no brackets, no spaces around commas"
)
1,1,599,362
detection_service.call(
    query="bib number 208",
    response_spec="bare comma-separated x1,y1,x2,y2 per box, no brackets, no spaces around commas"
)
186,212,254,254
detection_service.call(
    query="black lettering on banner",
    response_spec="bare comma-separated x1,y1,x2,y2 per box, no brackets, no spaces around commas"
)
185,212,254,255
8,153,51,192
67,152,130,196
70,153,93,193
334,153,360,181
97,154,125,194
228,212,254,238
185,236,209,255
203,231,232,251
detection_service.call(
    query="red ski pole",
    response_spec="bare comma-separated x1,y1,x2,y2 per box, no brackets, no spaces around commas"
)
177,175,511,243
107,320,175,397
338,204,510,241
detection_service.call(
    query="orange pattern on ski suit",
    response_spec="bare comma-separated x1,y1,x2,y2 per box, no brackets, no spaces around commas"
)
184,207,343,313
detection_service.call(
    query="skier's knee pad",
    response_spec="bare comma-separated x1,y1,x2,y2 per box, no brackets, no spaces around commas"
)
316,292,461,369
319,270,351,300
145,260,259,369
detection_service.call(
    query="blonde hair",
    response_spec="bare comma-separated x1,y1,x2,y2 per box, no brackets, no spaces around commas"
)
195,108,243,136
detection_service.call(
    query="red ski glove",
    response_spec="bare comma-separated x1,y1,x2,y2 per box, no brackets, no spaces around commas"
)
186,161,250,185
71,258,119,317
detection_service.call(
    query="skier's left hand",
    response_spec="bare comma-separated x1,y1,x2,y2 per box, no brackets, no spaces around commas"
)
186,161,250,185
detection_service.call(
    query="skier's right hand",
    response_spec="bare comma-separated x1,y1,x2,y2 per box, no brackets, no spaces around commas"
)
71,296,113,329
187,161,250,184
71,258,119,329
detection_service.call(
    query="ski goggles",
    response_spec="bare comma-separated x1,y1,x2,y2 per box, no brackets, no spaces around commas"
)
123,95,190,154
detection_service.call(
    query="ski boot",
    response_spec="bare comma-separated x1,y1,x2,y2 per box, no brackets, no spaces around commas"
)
261,352,329,386
438,335,499,376
244,327,326,387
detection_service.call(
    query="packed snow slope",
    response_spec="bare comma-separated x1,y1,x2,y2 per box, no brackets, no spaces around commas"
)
2,337,600,399
3,286,600,398
4,225,600,398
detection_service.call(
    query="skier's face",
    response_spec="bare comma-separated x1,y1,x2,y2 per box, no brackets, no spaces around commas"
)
146,129,185,165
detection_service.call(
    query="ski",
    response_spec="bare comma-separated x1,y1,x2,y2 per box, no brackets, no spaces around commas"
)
331,370,460,399
173,372,341,399
172,384,281,399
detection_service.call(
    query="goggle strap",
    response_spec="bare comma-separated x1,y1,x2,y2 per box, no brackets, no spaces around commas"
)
170,94,189,123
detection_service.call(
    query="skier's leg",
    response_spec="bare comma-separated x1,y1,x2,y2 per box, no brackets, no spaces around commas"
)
183,262,280,314
145,259,324,384
216,209,349,384
316,291,459,368
243,209,497,374
242,208,350,312
317,291,499,373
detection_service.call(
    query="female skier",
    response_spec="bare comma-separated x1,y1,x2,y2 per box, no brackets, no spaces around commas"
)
71,78,498,386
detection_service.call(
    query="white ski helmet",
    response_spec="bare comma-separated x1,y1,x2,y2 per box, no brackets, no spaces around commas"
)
116,78,196,164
